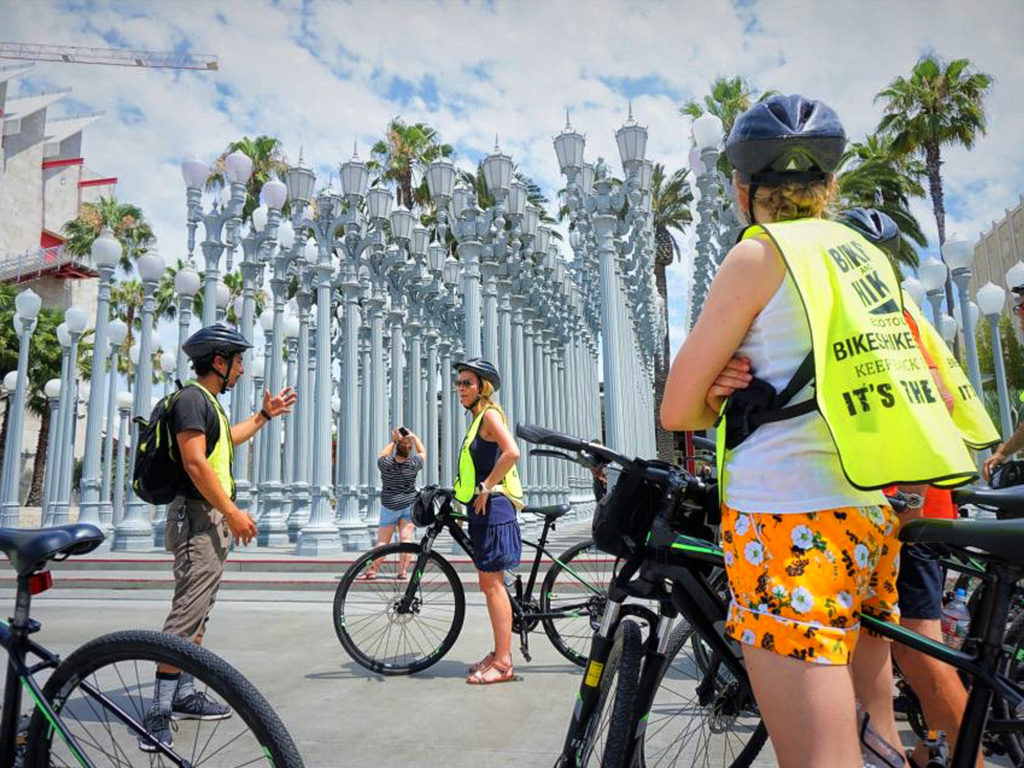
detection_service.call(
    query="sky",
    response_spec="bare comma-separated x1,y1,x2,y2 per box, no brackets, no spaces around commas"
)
3,0,1024,358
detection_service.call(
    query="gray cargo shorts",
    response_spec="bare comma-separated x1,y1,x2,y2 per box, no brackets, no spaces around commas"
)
161,496,231,640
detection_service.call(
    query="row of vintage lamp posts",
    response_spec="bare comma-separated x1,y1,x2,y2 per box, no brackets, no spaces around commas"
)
0,110,666,554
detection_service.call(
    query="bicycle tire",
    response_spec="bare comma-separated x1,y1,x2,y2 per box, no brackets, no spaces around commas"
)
25,629,303,767
989,608,1024,763
639,622,767,768
576,619,643,768
541,539,614,667
334,542,465,675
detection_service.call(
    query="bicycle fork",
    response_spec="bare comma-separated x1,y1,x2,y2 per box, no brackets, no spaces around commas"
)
624,614,678,760
556,599,623,767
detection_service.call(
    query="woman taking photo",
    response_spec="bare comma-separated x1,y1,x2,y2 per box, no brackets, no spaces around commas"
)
660,95,994,766
452,358,523,685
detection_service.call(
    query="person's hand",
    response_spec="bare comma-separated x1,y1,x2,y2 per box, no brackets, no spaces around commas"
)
224,507,258,545
705,356,753,414
391,428,400,442
263,387,297,419
473,487,490,515
983,448,1007,483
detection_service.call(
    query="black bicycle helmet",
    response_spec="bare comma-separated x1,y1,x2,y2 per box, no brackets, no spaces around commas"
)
726,94,846,224
183,324,252,361
837,207,900,257
453,357,501,391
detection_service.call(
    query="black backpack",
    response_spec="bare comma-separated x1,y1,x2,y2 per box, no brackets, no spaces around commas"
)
132,387,187,504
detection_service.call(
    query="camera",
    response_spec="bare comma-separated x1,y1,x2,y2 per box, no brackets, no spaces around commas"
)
398,426,409,437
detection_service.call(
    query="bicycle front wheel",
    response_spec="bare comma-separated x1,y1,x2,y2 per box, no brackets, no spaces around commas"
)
333,542,465,675
541,539,615,667
640,622,767,768
26,629,303,767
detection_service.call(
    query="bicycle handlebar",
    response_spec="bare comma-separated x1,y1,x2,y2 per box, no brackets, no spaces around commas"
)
516,422,634,469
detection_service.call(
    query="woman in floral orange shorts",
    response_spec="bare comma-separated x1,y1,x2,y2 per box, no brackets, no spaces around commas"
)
661,95,909,767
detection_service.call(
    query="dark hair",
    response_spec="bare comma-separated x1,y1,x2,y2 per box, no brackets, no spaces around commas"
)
192,350,234,377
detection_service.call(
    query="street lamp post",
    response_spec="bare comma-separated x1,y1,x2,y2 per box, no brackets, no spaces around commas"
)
112,250,165,550
78,228,122,526
41,379,60,521
100,318,128,531
689,114,725,329
944,240,984,397
919,258,949,327
977,281,1013,439
112,391,133,529
48,307,88,527
174,264,201,382
0,289,41,525
42,324,71,525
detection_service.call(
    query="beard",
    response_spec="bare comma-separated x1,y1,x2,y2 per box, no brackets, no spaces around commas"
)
396,444,411,458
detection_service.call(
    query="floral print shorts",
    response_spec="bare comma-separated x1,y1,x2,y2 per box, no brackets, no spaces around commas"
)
721,504,900,666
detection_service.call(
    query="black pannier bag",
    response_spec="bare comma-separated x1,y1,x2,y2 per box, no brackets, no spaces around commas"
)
591,459,669,558
991,460,1024,491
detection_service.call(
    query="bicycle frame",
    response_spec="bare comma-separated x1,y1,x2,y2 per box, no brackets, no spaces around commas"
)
0,575,185,768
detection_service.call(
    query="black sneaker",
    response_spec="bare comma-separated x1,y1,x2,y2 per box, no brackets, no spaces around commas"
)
138,708,173,753
171,691,232,721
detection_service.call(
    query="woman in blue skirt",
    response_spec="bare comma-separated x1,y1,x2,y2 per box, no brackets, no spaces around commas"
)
452,358,523,685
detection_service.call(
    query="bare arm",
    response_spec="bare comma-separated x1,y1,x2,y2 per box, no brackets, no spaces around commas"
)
660,237,785,432
984,423,1024,481
177,430,257,544
380,429,398,458
410,432,426,463
230,388,296,446
231,411,269,446
479,410,520,489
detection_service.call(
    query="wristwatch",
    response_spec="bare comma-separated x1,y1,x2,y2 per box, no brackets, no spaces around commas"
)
476,482,492,495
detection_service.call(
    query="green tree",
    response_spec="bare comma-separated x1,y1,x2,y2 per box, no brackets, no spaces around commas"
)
681,76,779,174
61,196,155,271
206,135,288,221
368,119,454,210
649,164,694,459
109,279,176,387
836,133,928,269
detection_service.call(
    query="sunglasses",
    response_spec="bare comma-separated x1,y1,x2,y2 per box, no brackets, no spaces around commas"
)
455,378,477,389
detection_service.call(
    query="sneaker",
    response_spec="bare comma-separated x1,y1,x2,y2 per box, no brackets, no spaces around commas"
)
138,708,173,753
171,691,232,721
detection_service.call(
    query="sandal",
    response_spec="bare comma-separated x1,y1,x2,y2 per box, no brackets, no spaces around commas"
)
466,659,515,685
396,571,409,582
355,571,378,581
467,652,495,675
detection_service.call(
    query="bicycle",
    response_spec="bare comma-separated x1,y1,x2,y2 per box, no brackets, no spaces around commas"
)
0,522,304,767
517,422,1024,768
333,487,655,675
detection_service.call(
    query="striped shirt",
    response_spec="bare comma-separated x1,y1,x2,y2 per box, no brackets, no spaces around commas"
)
378,454,423,510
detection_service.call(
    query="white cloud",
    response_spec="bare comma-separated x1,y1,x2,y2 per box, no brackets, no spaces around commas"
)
5,0,1023,357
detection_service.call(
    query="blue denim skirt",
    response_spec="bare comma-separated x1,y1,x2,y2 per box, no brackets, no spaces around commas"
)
468,494,521,573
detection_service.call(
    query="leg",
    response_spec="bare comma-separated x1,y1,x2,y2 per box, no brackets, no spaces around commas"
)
892,619,980,767
850,629,903,755
744,645,862,768
468,570,514,683
397,518,416,577
360,524,396,578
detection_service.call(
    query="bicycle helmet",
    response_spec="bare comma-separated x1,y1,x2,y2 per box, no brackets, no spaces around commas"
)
182,324,252,390
725,94,846,224
453,357,501,392
836,207,900,258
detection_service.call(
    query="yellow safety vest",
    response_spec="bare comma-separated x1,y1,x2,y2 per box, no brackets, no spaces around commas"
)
189,381,236,501
716,218,998,493
453,405,524,507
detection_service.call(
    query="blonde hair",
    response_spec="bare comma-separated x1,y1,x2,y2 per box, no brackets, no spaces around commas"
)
476,379,507,422
750,177,835,223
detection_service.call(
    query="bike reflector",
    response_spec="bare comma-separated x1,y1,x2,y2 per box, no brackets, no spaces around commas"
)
29,571,52,595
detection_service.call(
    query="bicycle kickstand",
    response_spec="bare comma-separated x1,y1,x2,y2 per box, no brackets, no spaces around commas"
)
519,629,532,662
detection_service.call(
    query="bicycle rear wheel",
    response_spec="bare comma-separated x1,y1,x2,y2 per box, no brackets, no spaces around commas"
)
26,629,303,767
333,542,465,675
541,539,615,667
989,609,1024,763
577,619,643,768
639,622,767,768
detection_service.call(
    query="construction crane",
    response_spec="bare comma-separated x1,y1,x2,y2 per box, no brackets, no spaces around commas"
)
0,41,218,70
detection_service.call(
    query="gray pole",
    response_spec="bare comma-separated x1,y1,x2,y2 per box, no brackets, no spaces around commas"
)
594,213,624,450
366,293,387,526
336,265,369,549
987,313,1014,439
459,241,483,359
482,260,499,364
358,320,372,518
952,270,984,398
41,394,59,521
51,333,83,527
497,284,513,427
112,268,159,550
389,307,405,439
112,401,130,529
287,269,313,540
438,337,454,489
100,345,119,528
201,238,226,328
77,260,115,524
281,335,298,516
425,329,440,486
0,314,37,525
251,369,263,519
42,337,70,525
258,249,290,546
176,294,194,382
522,307,537,505
407,315,423,434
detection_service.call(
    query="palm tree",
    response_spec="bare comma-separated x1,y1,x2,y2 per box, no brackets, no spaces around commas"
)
649,164,694,460
368,119,454,210
875,55,993,315
206,135,288,221
61,196,155,271
681,77,779,174
109,279,176,387
836,133,928,269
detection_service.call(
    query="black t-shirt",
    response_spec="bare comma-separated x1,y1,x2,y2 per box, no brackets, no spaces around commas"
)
168,385,222,500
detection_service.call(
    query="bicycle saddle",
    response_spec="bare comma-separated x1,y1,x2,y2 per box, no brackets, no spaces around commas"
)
0,524,105,576
952,484,1024,518
523,504,571,520
900,517,1024,568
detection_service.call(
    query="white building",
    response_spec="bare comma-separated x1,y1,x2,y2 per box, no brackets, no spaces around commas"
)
1,62,117,504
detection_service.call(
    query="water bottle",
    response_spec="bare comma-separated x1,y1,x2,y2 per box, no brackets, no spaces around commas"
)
941,588,970,648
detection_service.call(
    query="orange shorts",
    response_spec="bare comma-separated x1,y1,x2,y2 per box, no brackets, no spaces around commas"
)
721,504,900,666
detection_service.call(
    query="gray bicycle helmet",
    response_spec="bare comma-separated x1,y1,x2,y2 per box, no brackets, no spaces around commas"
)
837,207,900,258
725,94,846,224
453,357,501,392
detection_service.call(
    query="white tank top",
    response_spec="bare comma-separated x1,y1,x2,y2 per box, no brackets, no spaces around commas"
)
723,271,886,513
